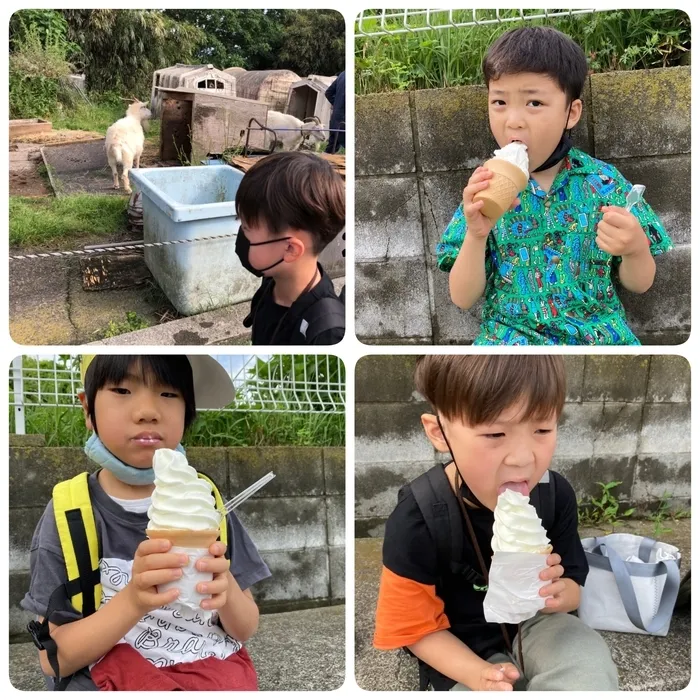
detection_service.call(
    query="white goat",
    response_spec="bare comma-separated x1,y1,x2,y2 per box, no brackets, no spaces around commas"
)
105,100,152,194
264,111,328,152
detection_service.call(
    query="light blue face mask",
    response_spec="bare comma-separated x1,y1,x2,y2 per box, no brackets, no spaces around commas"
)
84,433,186,486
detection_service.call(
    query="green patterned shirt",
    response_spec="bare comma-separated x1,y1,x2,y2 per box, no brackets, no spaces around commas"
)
436,148,673,345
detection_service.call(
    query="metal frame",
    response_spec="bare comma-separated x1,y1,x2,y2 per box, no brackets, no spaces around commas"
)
9,355,345,435
356,8,598,38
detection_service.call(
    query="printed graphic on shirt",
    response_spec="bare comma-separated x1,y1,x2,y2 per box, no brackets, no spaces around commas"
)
100,558,241,667
436,149,673,345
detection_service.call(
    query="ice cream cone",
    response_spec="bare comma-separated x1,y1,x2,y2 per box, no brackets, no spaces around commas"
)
146,528,220,548
474,158,528,222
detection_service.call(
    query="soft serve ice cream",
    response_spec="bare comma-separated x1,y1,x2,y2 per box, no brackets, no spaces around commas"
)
147,448,221,534
146,448,222,613
491,489,551,554
483,484,551,624
473,142,530,222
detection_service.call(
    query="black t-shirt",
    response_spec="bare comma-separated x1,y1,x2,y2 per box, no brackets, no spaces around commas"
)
246,264,344,345
376,468,588,690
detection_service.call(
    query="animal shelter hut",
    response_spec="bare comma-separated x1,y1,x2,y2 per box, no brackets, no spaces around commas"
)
151,64,236,117
285,76,334,129
230,69,302,112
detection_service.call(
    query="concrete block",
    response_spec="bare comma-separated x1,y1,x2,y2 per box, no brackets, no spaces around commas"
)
329,546,346,602
608,155,690,245
10,571,33,639
591,67,690,158
556,403,605,457
8,434,45,447
592,403,644,457
356,176,423,262
355,403,434,463
184,447,228,496
9,448,94,508
589,456,636,501
582,356,650,402
326,496,345,547
430,265,483,344
356,260,432,341
640,404,691,454
620,244,691,342
355,517,389,539
228,447,324,498
9,507,45,571
235,497,327,551
550,458,592,502
356,92,416,175
323,447,345,496
355,461,432,521
253,548,329,606
646,356,690,403
632,453,691,502
355,355,419,403
414,85,493,172
563,356,585,402
422,170,472,262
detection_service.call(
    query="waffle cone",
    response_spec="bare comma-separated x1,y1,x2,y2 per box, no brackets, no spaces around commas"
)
474,158,528,221
146,528,220,548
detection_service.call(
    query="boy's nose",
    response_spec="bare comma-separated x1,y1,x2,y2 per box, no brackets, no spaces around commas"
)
504,109,526,130
503,445,535,468
133,399,160,422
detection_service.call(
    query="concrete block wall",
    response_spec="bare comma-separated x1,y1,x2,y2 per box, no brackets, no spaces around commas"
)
355,67,691,344
355,355,690,537
9,439,345,639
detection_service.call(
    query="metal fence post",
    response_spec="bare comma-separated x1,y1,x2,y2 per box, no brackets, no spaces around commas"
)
11,357,26,435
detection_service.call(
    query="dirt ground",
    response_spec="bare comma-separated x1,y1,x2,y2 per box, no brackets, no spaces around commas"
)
10,129,103,145
9,167,50,196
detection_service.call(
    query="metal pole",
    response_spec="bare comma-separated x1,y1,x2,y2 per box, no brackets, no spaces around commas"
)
12,357,26,435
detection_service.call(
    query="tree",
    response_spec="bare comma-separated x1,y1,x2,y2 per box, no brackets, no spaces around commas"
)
277,10,345,76
62,9,205,95
163,9,289,70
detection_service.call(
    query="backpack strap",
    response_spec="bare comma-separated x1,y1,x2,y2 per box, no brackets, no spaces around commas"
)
27,473,102,689
299,296,345,343
409,465,466,580
196,471,230,559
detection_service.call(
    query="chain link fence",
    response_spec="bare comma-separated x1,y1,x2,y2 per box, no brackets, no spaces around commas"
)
10,355,345,435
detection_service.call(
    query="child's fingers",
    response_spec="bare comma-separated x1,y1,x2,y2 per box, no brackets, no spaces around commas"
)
545,552,561,567
139,552,188,572
197,574,229,596
135,567,183,589
539,579,566,598
208,542,227,557
595,233,615,254
196,556,230,574
137,539,172,556
596,220,618,238
146,588,181,609
464,200,486,218
201,591,227,610
540,564,564,581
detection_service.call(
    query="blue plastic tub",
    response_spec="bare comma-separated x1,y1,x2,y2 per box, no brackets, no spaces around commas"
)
129,165,259,315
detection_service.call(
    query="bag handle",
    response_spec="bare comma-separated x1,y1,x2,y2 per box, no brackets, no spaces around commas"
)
596,538,681,634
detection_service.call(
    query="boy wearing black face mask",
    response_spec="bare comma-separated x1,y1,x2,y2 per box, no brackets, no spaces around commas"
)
235,152,345,345
437,26,672,346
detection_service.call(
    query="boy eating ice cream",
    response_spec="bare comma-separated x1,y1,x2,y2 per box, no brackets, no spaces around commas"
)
437,26,672,345
374,355,618,690
22,355,270,691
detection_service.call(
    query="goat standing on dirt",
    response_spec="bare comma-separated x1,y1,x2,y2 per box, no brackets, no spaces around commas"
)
264,111,328,152
105,100,152,194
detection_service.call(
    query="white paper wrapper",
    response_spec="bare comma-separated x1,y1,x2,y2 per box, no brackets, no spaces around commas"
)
483,551,549,624
157,546,214,619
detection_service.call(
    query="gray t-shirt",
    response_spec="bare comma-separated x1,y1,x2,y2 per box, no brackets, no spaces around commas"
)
22,472,271,668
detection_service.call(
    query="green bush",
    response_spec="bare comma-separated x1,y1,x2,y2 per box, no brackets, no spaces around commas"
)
356,9,691,95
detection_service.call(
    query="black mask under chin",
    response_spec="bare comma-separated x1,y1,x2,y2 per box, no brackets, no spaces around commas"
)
436,416,488,510
532,131,573,173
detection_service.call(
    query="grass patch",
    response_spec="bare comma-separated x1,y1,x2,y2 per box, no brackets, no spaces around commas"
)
9,194,128,247
94,311,152,340
12,405,345,448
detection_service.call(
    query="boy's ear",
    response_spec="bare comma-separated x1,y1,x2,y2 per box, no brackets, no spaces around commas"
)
567,98,583,131
77,390,93,431
283,234,306,263
420,414,450,453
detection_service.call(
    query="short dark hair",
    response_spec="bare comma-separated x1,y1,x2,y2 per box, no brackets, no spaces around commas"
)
235,152,345,254
483,26,588,103
414,355,566,426
84,356,197,435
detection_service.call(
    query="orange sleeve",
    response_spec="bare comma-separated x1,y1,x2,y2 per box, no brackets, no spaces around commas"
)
373,565,451,650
